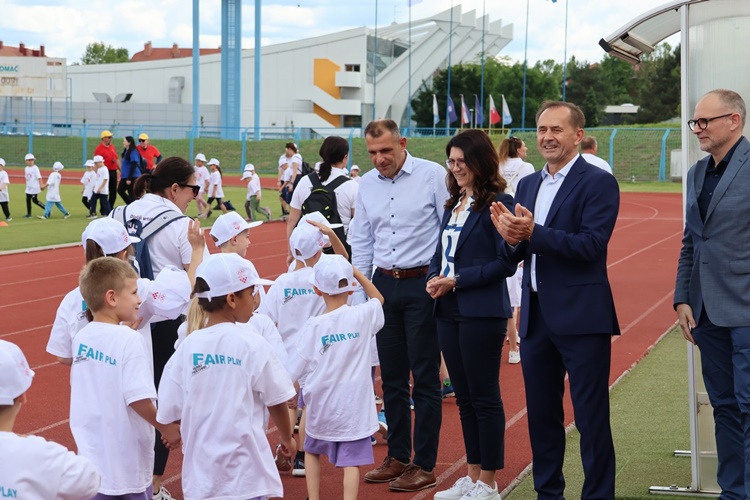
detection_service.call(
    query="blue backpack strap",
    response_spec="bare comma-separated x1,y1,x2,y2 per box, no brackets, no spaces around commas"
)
140,209,188,240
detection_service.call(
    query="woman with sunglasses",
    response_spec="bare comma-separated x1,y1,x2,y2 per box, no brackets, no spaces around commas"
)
110,156,206,500
427,130,517,500
117,136,143,205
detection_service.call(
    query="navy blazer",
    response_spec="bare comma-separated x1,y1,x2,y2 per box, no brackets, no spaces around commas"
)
428,192,517,318
509,156,621,337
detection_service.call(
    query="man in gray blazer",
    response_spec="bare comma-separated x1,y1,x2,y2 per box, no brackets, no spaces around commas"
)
675,88,750,499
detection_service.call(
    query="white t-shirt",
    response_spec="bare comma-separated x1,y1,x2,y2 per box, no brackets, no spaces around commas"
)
287,299,385,441
195,165,210,193
280,166,292,184
246,174,262,199
290,168,359,233
24,165,42,195
279,153,302,173
95,166,110,196
46,172,62,202
0,432,101,499
70,322,157,495
81,170,96,199
582,153,614,174
0,170,9,202
257,267,326,356
209,171,224,198
247,312,288,366
157,322,295,500
499,157,536,195
112,193,205,276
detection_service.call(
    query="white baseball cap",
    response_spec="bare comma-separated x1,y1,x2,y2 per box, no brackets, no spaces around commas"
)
53,161,64,171
195,253,273,301
208,158,220,166
195,153,207,162
0,340,35,405
299,211,343,230
85,160,95,167
25,153,35,161
93,155,104,163
311,254,359,295
244,163,255,171
138,265,192,320
0,158,5,167
210,212,262,246
81,217,141,256
289,224,325,262
350,164,360,171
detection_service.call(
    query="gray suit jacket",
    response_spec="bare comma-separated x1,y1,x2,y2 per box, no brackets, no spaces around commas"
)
674,136,750,327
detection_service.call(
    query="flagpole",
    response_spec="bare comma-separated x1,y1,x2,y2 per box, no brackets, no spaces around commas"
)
562,0,569,101
480,0,486,130
445,0,453,135
521,0,529,129
372,0,378,121
407,1,412,135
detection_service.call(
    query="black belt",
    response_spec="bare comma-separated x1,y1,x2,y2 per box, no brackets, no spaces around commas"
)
377,266,429,279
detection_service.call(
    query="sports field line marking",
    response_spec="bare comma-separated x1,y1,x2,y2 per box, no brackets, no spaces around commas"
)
3,272,79,287
31,360,62,370
0,294,66,309
1,255,81,271
616,290,674,338
607,230,682,269
29,418,69,435
0,324,52,339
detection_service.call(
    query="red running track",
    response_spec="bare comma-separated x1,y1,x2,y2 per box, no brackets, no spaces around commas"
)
1,192,683,499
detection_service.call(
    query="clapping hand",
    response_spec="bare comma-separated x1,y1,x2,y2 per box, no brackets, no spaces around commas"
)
490,202,535,245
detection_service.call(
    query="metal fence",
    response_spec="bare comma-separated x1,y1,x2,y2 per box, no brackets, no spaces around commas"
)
0,123,681,183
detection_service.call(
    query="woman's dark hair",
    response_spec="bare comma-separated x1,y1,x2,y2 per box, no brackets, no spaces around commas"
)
122,136,137,158
444,130,506,211
133,156,194,199
84,239,135,263
193,277,251,312
317,136,349,182
285,142,298,153
498,136,523,164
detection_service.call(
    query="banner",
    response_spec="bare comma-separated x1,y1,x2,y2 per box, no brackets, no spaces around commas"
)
461,95,470,125
433,94,440,125
447,95,458,123
474,95,484,127
502,94,512,126
489,95,501,125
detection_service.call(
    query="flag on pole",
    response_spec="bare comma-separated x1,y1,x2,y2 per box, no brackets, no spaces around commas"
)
432,94,440,125
408,0,423,5
474,95,484,127
461,95,470,125
501,94,512,126
447,95,458,123
489,95,501,125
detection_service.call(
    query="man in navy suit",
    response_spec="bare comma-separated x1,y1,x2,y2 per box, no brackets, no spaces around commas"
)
491,101,620,499
675,89,750,499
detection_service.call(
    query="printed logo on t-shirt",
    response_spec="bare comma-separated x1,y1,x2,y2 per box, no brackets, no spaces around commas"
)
319,332,360,354
74,343,117,366
77,300,88,321
191,352,242,375
282,287,316,304
0,486,17,498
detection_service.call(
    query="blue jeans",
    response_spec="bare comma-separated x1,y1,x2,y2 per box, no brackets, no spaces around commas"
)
693,311,750,500
43,200,69,217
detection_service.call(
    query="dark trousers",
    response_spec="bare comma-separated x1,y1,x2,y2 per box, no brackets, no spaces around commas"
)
693,310,750,499
81,196,90,210
437,292,506,470
372,270,442,470
89,193,111,216
26,193,45,214
108,171,118,208
0,201,9,218
117,178,135,205
523,293,615,500
151,317,181,476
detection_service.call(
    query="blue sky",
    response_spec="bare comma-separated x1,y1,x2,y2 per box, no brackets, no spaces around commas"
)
0,0,678,65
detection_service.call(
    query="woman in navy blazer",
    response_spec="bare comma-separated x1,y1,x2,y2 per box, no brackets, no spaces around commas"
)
427,130,516,499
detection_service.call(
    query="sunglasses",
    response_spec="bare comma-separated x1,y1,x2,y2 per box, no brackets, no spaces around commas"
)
179,184,200,197
138,139,146,143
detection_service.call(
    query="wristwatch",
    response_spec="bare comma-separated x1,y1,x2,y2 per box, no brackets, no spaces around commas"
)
453,274,460,292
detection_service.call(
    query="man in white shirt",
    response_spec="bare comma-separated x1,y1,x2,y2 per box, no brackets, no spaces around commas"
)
580,136,613,174
348,119,449,492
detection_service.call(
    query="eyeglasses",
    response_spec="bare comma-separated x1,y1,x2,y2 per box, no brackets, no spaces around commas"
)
687,113,734,131
138,139,146,143
445,158,466,169
179,184,200,197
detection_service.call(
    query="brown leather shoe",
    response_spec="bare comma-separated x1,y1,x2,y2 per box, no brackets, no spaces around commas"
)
364,455,409,483
388,463,437,492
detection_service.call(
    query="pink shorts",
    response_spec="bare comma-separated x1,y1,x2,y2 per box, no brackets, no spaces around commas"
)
304,435,374,467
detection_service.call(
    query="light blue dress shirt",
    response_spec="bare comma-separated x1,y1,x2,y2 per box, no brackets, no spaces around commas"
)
349,152,450,279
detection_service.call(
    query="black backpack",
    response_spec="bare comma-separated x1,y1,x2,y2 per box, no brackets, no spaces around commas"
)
294,160,314,188
112,206,188,280
300,173,350,253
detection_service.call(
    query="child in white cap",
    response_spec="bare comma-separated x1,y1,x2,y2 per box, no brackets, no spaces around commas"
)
349,164,361,183
193,153,210,218
157,253,296,500
287,254,385,500
0,340,102,499
39,161,71,219
23,153,45,218
81,159,96,211
70,257,182,499
206,158,228,217
88,154,111,218
46,217,204,375
242,163,272,222
0,158,10,221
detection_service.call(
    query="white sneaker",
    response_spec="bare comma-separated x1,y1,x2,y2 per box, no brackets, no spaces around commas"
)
153,486,175,500
508,349,521,365
460,480,501,499
434,476,476,499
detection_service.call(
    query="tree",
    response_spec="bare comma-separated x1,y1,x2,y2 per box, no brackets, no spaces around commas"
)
629,43,681,123
80,42,130,65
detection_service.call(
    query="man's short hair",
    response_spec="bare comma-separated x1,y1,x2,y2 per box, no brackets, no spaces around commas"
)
79,257,138,313
706,89,747,127
581,136,598,151
536,101,586,129
364,119,401,140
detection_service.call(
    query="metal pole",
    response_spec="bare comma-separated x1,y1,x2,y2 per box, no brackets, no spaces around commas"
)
480,0,486,129
521,0,529,129
445,0,453,135
192,0,200,143
562,0,569,101
372,0,378,121
254,0,261,140
407,3,412,135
